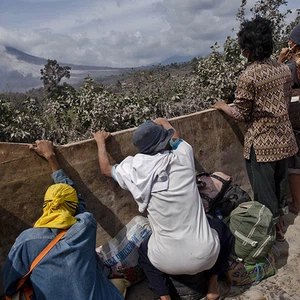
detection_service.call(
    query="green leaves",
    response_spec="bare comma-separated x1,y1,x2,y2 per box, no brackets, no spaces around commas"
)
40,59,71,95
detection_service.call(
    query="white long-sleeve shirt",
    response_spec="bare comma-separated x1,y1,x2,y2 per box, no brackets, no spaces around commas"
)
113,140,220,275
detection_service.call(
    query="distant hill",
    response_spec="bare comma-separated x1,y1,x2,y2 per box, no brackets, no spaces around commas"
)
160,55,197,66
5,46,48,66
0,46,132,92
4,46,117,70
0,46,197,93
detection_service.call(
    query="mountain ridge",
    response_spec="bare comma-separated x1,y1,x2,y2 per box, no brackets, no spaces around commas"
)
5,46,118,70
1,46,196,92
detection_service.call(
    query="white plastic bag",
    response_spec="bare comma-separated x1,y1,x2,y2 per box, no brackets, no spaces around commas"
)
96,216,152,284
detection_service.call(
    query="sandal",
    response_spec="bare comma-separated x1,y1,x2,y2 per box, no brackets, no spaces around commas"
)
276,230,286,242
275,217,286,241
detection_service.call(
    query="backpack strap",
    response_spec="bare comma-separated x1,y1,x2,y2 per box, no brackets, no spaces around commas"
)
16,229,67,290
209,173,230,185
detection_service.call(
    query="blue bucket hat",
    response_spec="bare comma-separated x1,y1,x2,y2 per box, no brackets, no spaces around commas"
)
290,23,300,45
133,121,174,155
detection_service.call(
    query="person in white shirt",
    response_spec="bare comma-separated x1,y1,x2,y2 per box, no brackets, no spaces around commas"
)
94,118,233,300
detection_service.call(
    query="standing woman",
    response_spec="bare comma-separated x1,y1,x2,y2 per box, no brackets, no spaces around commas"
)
213,16,298,241
278,23,300,214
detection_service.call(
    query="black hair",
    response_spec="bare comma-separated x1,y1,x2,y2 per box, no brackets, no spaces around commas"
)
238,16,274,61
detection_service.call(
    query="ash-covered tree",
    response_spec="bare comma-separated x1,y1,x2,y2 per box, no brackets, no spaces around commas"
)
40,59,72,95
191,0,300,105
2,0,299,145
237,0,299,55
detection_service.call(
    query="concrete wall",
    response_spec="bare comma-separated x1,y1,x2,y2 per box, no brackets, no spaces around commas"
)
0,108,251,296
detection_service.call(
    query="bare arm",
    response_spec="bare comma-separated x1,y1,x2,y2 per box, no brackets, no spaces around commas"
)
212,101,235,119
93,130,114,178
278,47,290,63
29,140,87,212
29,140,60,172
153,117,179,140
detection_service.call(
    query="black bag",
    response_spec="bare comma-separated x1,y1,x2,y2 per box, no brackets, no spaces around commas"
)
196,172,232,212
214,184,251,218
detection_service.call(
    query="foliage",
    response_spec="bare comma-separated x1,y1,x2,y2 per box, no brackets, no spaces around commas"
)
40,59,72,95
1,0,299,145
237,0,294,55
0,98,34,142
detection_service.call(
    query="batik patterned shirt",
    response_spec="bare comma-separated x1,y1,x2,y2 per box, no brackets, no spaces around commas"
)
232,58,298,162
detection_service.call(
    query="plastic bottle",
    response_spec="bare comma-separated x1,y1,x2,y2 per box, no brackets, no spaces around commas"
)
215,209,223,220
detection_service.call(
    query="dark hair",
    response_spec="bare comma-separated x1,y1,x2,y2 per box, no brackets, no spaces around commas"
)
238,16,273,61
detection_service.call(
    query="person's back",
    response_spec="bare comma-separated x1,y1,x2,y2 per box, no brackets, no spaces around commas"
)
236,58,295,161
4,213,121,300
2,141,123,300
94,119,233,300
213,16,298,242
239,58,292,116
146,139,219,275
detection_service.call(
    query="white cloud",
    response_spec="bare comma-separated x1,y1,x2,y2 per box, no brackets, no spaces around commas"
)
0,0,298,68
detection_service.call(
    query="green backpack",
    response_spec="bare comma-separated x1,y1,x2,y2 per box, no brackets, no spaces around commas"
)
225,201,276,265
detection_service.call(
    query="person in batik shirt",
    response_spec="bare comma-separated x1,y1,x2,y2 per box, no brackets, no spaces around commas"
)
213,16,298,242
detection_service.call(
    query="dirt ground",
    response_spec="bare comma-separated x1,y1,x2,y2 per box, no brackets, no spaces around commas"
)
126,211,300,300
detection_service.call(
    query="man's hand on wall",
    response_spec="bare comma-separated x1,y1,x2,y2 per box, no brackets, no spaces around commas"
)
29,140,61,172
93,130,111,144
29,140,55,159
93,131,113,178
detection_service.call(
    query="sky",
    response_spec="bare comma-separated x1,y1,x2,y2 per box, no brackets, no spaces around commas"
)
0,0,299,68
